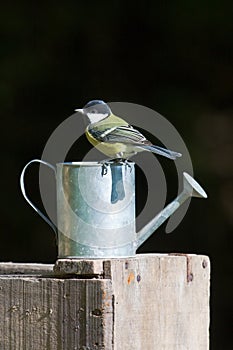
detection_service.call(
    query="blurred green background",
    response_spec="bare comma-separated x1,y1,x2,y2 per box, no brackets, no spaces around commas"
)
0,1,232,349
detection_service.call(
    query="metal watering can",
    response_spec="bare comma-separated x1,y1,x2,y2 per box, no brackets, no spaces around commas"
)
20,160,207,258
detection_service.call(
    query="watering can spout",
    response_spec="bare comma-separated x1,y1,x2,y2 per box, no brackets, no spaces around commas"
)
136,172,207,249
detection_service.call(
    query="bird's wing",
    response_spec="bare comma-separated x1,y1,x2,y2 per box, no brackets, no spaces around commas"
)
89,125,150,145
88,123,182,159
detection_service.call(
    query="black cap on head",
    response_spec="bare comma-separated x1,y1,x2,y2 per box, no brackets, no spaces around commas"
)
84,100,106,108
83,100,111,116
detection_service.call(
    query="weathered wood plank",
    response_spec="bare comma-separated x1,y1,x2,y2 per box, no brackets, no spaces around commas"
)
110,254,210,350
0,254,210,349
54,258,104,277
0,262,54,275
55,254,210,349
0,276,113,349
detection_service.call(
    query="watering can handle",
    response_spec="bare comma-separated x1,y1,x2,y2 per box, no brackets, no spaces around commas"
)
20,159,57,234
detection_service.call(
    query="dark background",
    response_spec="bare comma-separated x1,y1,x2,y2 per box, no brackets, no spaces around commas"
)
0,2,232,349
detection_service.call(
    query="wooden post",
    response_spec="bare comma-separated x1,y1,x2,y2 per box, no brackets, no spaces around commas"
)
0,254,210,349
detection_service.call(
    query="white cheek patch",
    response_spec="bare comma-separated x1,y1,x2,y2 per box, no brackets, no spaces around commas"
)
87,113,108,124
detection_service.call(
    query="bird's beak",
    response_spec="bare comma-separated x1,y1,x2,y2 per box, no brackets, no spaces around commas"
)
74,108,84,114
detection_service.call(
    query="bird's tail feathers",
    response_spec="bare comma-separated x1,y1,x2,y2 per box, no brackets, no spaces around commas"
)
142,145,182,160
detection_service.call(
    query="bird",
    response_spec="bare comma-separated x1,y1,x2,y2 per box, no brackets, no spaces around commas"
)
75,100,182,161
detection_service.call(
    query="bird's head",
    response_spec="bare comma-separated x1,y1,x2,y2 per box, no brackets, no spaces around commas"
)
75,100,112,124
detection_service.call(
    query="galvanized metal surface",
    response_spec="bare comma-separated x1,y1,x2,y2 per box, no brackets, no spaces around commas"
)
56,162,136,258
20,161,207,259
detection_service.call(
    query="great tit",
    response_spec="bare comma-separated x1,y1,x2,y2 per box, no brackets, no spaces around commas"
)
75,100,182,160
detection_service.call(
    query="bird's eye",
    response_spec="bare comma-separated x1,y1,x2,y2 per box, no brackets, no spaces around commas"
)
90,109,97,114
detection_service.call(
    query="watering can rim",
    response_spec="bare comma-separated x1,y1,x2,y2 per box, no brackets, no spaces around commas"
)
56,161,135,167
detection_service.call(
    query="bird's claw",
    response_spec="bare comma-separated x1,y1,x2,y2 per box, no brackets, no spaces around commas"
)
122,159,133,172
99,158,133,176
101,163,109,176
99,159,114,176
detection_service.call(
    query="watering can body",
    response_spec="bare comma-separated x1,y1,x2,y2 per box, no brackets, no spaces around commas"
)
56,162,136,257
20,160,207,258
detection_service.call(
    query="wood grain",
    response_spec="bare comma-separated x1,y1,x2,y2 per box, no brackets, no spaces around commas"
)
0,276,113,349
0,254,210,349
